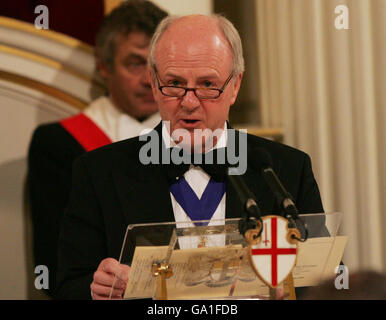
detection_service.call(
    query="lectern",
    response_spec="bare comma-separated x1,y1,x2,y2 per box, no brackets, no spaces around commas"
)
110,212,345,300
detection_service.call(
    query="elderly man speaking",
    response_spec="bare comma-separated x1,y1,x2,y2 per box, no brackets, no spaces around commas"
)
56,15,323,300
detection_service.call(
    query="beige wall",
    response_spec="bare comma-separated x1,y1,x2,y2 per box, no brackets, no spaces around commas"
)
151,0,213,15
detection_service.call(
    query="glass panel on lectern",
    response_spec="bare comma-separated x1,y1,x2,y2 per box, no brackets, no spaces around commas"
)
110,212,345,300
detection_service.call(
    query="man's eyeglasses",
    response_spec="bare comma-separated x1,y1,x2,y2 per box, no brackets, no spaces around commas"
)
155,71,233,99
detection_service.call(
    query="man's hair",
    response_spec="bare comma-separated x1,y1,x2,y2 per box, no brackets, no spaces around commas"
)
95,0,168,70
148,14,245,76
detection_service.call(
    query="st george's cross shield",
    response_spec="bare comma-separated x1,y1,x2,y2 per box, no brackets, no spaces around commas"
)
249,215,298,288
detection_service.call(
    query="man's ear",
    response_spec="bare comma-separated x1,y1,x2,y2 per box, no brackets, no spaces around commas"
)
229,72,243,106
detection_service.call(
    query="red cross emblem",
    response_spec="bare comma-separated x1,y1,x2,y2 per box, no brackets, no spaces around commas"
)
250,216,297,288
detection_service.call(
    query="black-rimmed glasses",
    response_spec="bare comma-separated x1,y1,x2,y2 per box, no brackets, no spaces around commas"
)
155,71,233,99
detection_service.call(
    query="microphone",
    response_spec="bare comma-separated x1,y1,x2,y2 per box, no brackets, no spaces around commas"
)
227,171,262,237
253,148,299,220
249,148,308,241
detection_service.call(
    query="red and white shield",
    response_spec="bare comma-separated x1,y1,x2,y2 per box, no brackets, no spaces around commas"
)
249,215,297,288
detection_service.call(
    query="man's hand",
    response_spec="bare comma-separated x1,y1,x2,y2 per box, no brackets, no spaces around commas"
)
90,258,130,300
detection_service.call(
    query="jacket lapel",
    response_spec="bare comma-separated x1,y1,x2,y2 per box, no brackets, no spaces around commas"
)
112,167,175,225
112,122,175,225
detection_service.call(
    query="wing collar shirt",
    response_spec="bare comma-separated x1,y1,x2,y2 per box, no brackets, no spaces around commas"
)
162,121,228,248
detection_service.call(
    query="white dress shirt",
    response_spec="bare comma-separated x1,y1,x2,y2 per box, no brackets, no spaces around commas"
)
162,122,228,248
84,96,161,142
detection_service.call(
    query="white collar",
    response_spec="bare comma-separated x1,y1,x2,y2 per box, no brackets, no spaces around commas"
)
83,96,161,142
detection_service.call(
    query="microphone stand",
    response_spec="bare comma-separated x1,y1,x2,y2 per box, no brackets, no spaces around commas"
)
261,166,308,242
227,174,263,238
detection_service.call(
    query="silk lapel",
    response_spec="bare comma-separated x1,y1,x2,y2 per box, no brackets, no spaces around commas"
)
111,122,175,225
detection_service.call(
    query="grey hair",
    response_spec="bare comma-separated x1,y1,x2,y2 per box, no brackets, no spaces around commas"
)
148,14,245,76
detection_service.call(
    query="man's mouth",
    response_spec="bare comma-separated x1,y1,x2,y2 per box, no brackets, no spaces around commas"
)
180,119,202,128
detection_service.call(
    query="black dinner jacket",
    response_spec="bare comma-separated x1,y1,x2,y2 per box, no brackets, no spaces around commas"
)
56,122,324,299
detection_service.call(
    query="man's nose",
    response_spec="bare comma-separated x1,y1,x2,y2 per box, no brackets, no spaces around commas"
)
181,90,200,111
